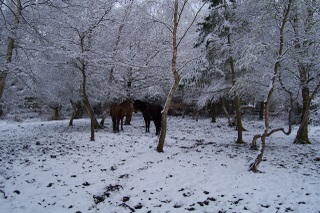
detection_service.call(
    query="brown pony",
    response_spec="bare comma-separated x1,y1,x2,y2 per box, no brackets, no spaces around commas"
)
110,99,133,133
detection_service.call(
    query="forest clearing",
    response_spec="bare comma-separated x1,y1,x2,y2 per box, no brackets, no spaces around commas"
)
1,115,320,213
1,0,320,212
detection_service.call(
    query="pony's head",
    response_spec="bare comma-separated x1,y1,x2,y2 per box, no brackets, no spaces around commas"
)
133,100,147,113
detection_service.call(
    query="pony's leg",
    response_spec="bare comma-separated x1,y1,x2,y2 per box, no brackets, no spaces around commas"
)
155,117,161,135
120,118,123,131
155,123,159,135
112,118,116,132
116,118,120,132
147,120,150,133
154,121,159,135
145,120,148,133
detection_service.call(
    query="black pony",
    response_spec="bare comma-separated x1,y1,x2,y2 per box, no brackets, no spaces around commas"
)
133,100,163,135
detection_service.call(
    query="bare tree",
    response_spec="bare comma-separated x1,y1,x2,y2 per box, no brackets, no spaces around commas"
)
47,1,116,140
292,0,320,144
157,0,205,152
71,6,114,140
249,0,293,172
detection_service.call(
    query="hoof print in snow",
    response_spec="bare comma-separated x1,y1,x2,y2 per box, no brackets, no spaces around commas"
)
183,192,193,197
119,174,129,179
203,190,209,194
197,197,213,207
123,196,130,202
233,198,243,204
93,195,105,204
104,192,111,197
160,199,171,203
119,203,135,212
110,166,117,171
93,184,122,205
47,183,54,187
173,203,182,208
106,184,123,192
285,207,294,212
0,190,7,199
26,179,36,183
207,197,216,201
13,190,20,195
198,201,209,206
134,203,143,209
82,182,90,186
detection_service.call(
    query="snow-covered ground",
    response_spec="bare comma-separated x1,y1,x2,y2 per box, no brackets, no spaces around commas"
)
0,115,320,213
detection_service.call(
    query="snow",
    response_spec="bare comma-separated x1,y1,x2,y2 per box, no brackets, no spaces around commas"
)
0,115,320,213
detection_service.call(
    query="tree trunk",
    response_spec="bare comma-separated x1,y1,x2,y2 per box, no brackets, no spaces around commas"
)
210,102,216,123
80,63,101,141
50,104,62,120
221,97,232,126
249,0,292,172
259,101,264,120
157,0,180,153
294,87,311,144
157,82,179,152
0,0,22,100
124,108,132,125
90,120,94,141
292,4,315,145
227,33,244,143
0,72,7,100
235,95,243,144
69,100,84,126
100,103,108,126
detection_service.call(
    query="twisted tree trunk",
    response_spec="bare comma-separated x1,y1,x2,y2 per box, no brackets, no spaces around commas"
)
249,0,292,172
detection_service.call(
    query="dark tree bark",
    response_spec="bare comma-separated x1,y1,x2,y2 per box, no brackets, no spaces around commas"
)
210,101,216,123
292,3,320,144
294,81,320,144
69,100,84,126
294,91,311,144
100,102,108,127
259,101,264,120
235,95,243,144
221,97,232,126
227,33,244,144
0,0,22,100
80,63,101,132
50,104,62,120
